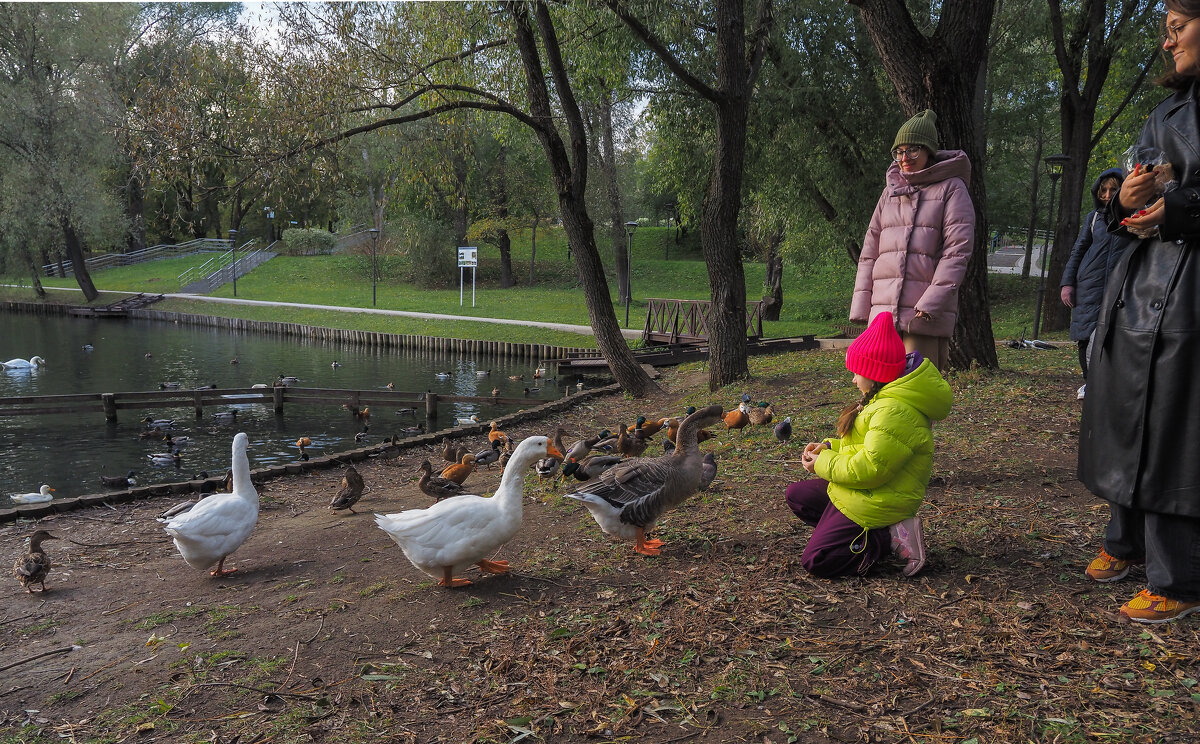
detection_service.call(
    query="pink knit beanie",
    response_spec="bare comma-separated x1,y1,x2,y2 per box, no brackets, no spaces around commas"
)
846,312,906,383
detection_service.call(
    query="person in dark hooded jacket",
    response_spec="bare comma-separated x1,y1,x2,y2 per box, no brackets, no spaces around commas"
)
1059,168,1134,398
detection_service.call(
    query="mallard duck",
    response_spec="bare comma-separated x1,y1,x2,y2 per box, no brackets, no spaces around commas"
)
474,440,502,469
329,466,366,513
564,404,724,555
10,485,55,504
508,374,524,381
354,429,370,443
375,435,562,587
417,460,465,502
386,381,395,389
278,375,300,385
148,450,182,467
396,407,416,417
163,432,258,577
331,361,342,368
476,369,491,377
82,344,94,351
561,453,623,481
230,357,239,365
748,402,774,426
488,421,509,447
723,402,750,434
523,387,541,396
164,434,193,448
434,371,451,380
100,470,137,488
13,530,57,593
617,424,649,458
377,434,402,463
535,427,569,478
491,386,500,397
496,438,516,470
773,417,792,442
441,438,466,464
159,381,181,390
593,429,620,452
143,417,175,429
398,423,426,437
211,410,238,423
565,430,610,462
699,453,718,491
440,453,476,485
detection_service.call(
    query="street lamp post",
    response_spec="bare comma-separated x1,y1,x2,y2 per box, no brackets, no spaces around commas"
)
624,221,638,328
1032,154,1071,341
368,228,380,306
228,228,238,297
264,207,275,244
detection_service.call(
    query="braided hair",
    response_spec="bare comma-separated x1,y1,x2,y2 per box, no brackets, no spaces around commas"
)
835,380,884,438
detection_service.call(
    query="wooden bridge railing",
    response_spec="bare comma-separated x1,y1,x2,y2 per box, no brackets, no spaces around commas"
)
0,387,535,424
641,298,763,346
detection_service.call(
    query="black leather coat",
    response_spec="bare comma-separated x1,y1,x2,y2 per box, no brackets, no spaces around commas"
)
1079,80,1200,518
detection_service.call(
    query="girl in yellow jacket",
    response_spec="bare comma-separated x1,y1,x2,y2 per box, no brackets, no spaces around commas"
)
787,312,953,578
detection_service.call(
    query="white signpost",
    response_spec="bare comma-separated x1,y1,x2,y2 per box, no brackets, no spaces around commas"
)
458,247,478,307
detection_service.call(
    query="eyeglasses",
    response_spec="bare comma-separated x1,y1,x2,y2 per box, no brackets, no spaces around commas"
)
892,146,924,162
1164,17,1196,44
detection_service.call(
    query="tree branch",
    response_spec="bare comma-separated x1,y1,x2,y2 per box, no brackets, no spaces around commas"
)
1090,46,1158,149
605,0,719,102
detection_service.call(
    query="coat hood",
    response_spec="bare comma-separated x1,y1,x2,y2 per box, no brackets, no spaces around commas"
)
886,149,972,194
876,358,952,422
1090,167,1124,211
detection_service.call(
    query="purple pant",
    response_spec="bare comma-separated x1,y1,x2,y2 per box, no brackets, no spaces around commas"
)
784,479,890,578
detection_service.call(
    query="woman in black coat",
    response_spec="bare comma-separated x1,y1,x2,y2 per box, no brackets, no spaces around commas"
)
1078,0,1200,624
1060,168,1132,397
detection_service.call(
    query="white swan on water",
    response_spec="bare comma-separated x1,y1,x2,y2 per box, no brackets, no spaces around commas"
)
2,356,45,370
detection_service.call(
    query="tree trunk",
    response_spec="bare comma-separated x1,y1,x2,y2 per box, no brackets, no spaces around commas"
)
62,218,98,301
528,217,538,285
451,152,470,248
126,172,147,254
761,229,784,321
597,93,629,304
1021,133,1044,280
494,145,515,288
850,0,999,371
509,0,657,397
25,258,46,299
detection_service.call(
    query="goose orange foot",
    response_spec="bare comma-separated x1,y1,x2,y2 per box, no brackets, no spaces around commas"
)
477,559,511,574
210,559,238,577
634,530,663,556
439,567,471,587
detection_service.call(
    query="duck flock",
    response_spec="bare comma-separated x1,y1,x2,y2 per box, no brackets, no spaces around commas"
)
12,391,794,591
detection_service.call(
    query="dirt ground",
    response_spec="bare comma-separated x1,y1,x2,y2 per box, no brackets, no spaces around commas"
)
2,349,1198,744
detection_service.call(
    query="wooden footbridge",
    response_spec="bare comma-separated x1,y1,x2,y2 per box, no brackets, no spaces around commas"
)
67,293,164,318
0,386,538,424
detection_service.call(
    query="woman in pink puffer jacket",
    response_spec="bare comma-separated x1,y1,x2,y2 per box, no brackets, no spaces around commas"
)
850,109,975,369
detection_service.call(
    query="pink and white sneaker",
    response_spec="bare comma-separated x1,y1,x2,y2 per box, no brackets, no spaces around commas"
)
889,517,926,577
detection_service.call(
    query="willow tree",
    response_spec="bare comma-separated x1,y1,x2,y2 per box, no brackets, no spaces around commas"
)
240,2,659,396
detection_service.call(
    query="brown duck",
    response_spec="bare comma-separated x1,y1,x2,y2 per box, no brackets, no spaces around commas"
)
13,530,57,593
329,466,366,513
417,460,465,502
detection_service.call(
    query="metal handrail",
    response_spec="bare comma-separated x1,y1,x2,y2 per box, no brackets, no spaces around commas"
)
43,238,227,277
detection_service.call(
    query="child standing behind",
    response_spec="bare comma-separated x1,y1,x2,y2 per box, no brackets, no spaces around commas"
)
786,312,952,578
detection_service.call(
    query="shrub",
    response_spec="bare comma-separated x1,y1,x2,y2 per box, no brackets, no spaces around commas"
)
391,214,457,288
280,228,337,256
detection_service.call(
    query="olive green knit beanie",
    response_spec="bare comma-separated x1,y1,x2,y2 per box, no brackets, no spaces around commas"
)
892,109,939,154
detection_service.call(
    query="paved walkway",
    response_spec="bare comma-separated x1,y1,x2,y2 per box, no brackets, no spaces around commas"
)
12,286,641,339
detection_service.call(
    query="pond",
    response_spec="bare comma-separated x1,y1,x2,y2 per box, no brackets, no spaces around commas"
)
0,312,577,502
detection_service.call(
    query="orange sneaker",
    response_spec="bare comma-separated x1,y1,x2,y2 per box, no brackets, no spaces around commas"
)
1119,589,1200,624
1085,548,1132,583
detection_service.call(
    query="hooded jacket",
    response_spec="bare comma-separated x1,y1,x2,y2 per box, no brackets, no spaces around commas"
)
814,358,953,529
1060,168,1133,342
851,150,976,338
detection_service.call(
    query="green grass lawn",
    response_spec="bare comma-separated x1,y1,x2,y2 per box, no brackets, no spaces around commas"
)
6,225,1065,345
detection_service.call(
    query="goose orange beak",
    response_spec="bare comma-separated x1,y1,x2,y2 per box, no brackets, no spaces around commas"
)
546,445,563,458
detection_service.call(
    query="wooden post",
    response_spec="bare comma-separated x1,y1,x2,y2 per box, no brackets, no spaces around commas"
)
102,393,117,422
425,392,438,424
273,386,284,414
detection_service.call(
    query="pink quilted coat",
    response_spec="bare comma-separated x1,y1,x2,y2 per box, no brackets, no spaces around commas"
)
850,150,975,339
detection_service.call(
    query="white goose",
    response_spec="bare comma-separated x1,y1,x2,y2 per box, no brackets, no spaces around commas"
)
375,435,562,588
10,485,55,504
2,356,45,370
163,432,259,577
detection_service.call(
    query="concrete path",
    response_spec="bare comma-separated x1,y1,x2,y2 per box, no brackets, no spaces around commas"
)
12,286,641,339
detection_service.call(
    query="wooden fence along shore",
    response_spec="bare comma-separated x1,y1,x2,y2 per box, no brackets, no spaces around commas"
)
1,300,599,361
0,386,549,423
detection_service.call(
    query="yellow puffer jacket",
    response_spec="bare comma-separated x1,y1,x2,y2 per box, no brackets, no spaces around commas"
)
814,358,952,529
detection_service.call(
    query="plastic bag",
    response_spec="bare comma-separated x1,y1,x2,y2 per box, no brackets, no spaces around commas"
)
1121,145,1177,238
